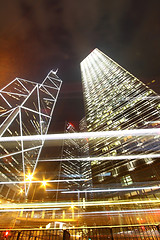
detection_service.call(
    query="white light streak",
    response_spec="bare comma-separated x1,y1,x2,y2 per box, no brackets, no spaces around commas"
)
0,179,89,185
77,209,160,215
61,185,160,194
0,207,160,214
0,207,160,215
1,199,160,210
0,208,60,212
38,154,160,162
0,128,160,142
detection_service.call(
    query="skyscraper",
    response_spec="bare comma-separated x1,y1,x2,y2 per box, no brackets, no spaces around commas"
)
79,117,93,199
57,121,92,201
59,122,82,201
0,70,62,199
80,48,160,201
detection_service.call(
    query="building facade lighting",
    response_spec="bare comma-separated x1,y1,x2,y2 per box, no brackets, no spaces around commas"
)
80,48,160,201
0,70,62,198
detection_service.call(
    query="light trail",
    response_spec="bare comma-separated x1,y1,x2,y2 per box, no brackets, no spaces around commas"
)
0,179,89,185
77,209,160,215
1,199,160,210
61,185,160,194
0,208,60,213
38,153,160,162
0,208,159,215
0,128,160,142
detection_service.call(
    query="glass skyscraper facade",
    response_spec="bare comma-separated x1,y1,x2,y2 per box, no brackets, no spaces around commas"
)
60,122,82,201
0,70,62,199
80,48,160,202
79,117,93,199
58,121,92,201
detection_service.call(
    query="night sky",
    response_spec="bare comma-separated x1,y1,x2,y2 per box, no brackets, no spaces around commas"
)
0,0,160,131
0,1,160,180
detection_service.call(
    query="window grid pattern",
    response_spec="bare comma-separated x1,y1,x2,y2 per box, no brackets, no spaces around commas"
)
80,48,160,189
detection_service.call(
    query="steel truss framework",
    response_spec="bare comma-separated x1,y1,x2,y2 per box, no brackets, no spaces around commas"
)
0,70,62,197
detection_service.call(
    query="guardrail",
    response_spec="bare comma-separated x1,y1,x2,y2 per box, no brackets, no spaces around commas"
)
0,224,160,239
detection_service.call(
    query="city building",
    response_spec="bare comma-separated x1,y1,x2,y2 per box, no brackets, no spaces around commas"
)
0,70,62,199
79,117,93,199
58,122,82,201
80,48,160,201
57,121,92,201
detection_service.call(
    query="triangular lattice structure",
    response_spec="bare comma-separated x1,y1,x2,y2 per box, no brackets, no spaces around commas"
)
0,70,62,198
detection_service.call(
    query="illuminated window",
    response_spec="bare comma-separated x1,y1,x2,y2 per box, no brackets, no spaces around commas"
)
145,158,153,165
112,168,118,177
121,175,133,186
127,161,135,171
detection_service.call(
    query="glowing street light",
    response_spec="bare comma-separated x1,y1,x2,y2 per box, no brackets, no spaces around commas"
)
70,204,74,219
26,173,33,182
71,205,74,210
19,189,23,194
46,223,51,229
41,180,47,188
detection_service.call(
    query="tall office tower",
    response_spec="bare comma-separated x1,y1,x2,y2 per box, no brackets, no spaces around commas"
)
80,48,160,200
79,117,93,199
58,122,82,201
0,70,62,199
58,121,92,201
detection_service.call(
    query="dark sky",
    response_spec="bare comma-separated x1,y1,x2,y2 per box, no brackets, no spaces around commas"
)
0,0,160,132
1,0,160,194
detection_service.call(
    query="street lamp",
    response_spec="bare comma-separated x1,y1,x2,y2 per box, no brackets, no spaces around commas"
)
41,180,47,187
26,173,33,182
19,189,23,194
